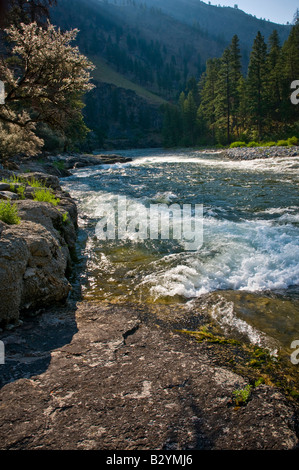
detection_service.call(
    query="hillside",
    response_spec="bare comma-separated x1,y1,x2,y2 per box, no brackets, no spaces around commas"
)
132,0,291,46
50,0,292,149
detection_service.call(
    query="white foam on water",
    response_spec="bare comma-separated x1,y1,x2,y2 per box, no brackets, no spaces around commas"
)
126,152,299,176
210,298,270,349
62,151,298,350
141,216,299,299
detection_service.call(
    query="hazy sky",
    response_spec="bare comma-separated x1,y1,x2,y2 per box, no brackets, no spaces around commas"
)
207,0,298,24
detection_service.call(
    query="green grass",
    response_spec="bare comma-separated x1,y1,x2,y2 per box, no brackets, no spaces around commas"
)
1,175,47,190
233,384,252,406
0,176,60,207
58,209,69,224
25,178,48,189
177,326,240,345
33,188,60,206
16,185,26,200
0,200,21,225
91,56,167,107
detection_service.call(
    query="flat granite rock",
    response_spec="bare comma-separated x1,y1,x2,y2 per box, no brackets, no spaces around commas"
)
0,301,297,450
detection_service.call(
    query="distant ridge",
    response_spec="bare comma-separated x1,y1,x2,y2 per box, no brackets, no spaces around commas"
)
50,0,292,149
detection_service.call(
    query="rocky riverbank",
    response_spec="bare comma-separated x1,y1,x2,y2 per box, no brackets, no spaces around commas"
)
5,152,133,177
222,145,299,160
0,300,298,450
0,170,78,326
0,152,299,451
0,151,131,324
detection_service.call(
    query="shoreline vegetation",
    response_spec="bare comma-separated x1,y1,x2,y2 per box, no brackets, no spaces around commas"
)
162,24,299,149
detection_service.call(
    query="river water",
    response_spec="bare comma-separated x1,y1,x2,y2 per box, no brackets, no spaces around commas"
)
62,148,299,355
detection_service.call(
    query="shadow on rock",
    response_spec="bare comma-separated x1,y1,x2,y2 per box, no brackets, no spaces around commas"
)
0,301,78,389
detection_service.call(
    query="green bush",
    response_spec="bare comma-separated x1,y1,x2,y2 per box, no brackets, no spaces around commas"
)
233,384,252,406
247,141,259,147
33,188,60,206
16,185,26,200
0,200,21,225
230,141,247,148
276,140,289,146
287,136,298,146
58,209,69,225
262,142,276,147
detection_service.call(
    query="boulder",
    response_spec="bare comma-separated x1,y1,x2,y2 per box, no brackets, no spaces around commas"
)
0,197,77,326
18,172,61,191
0,184,11,191
19,220,71,312
0,191,19,200
0,222,29,323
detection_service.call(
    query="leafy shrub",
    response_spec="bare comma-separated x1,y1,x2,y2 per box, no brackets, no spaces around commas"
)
233,384,252,406
16,185,26,200
33,188,60,206
287,136,298,146
230,141,247,148
247,141,259,147
262,142,276,147
276,140,289,146
58,209,69,224
0,200,21,225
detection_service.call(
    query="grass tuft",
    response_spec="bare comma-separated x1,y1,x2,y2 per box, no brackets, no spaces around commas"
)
0,200,21,225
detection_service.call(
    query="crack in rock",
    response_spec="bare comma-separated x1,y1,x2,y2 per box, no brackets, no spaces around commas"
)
122,324,140,345
165,379,190,389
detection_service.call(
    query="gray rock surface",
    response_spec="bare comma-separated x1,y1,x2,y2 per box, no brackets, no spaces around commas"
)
50,154,133,169
0,191,19,200
0,222,29,323
17,172,62,191
223,146,299,160
0,301,297,450
0,180,78,326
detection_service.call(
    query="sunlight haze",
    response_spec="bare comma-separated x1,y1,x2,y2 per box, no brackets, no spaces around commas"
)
207,0,298,24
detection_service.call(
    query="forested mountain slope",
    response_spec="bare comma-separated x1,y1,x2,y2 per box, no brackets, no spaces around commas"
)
50,0,291,149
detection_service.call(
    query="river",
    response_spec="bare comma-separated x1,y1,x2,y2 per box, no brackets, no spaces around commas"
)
62,148,299,356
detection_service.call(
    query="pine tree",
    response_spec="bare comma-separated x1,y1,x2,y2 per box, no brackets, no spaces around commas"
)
214,36,242,144
198,58,220,144
230,35,242,135
162,104,182,147
182,91,198,145
281,21,299,79
279,22,299,125
215,47,232,143
266,30,282,131
246,31,269,140
236,75,248,137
